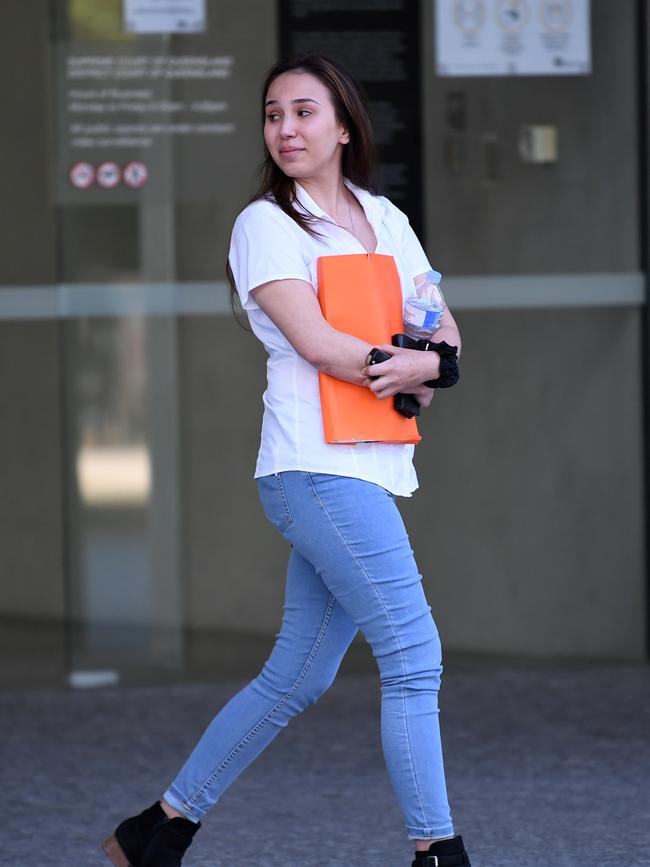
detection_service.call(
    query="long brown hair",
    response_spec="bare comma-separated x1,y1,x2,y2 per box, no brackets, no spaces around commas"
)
227,54,379,329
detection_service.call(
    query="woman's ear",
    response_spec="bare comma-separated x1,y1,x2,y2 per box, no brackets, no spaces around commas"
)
340,129,350,143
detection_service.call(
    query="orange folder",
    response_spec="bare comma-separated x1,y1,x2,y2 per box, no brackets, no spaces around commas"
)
317,253,421,445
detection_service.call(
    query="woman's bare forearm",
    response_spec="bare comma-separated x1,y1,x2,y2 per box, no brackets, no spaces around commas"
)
310,326,373,385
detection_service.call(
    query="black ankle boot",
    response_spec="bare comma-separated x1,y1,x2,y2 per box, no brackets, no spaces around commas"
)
101,801,201,867
411,834,471,867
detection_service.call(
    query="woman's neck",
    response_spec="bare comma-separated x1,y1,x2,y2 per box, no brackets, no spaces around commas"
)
295,174,350,220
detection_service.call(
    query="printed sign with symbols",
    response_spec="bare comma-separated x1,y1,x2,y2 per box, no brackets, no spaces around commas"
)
436,0,591,76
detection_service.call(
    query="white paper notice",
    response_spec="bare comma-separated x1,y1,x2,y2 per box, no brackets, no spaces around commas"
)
435,0,591,77
123,0,206,34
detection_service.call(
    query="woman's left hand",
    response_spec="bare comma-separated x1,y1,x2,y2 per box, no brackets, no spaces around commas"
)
361,344,440,400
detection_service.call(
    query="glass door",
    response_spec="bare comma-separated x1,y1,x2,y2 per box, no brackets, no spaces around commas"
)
51,0,184,685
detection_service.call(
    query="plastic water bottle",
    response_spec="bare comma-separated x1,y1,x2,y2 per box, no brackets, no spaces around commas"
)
403,270,446,340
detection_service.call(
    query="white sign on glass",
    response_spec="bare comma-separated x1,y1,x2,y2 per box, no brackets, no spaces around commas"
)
123,0,206,34
435,0,591,76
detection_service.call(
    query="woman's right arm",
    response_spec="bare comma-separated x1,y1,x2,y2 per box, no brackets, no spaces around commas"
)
251,278,373,386
230,205,372,386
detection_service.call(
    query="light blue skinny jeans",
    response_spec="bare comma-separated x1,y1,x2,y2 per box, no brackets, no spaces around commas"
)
163,470,454,840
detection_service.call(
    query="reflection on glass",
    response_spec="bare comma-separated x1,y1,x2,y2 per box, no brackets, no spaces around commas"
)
65,314,182,687
76,443,151,508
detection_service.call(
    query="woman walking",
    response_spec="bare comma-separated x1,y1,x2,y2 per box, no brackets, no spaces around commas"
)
102,54,471,867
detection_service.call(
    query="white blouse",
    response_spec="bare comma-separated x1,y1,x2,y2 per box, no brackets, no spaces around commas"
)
227,178,433,497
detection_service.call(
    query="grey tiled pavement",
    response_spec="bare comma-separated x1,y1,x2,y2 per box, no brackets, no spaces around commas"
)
2,662,649,867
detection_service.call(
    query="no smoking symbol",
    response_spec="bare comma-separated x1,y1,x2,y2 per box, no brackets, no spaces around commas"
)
123,161,148,189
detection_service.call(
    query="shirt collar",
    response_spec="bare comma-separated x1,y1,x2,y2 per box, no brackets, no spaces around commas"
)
293,178,386,227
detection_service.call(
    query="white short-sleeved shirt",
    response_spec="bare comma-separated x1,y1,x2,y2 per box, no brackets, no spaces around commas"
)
227,178,433,497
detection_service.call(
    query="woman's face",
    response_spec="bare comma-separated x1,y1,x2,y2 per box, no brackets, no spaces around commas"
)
264,70,350,182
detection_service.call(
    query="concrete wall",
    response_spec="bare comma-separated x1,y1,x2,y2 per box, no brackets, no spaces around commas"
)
0,0,64,619
405,305,645,659
0,321,65,619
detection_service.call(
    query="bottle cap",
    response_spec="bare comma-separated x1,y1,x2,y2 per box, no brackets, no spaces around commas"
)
426,270,442,284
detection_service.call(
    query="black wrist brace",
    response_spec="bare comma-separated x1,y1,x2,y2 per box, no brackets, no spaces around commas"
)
392,333,460,389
